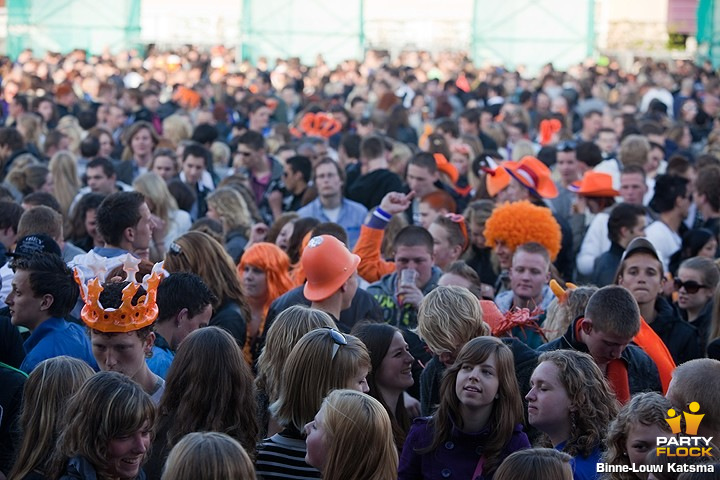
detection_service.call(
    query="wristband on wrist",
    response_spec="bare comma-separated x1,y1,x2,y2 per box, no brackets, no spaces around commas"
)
374,207,392,221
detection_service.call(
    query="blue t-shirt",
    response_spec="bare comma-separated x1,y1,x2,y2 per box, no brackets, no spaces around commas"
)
21,317,97,373
555,441,602,480
147,333,174,379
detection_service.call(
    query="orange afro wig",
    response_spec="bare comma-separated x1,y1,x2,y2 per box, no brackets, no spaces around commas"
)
483,200,562,261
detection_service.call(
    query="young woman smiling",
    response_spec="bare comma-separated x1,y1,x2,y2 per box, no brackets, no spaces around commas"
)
352,322,415,450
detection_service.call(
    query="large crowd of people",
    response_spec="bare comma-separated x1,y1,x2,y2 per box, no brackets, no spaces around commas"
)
1,44,720,479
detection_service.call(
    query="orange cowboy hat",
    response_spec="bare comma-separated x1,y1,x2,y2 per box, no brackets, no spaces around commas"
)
483,157,511,197
569,171,619,197
504,156,558,199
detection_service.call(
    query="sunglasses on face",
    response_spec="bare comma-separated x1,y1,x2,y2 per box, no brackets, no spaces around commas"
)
324,327,347,359
673,279,707,294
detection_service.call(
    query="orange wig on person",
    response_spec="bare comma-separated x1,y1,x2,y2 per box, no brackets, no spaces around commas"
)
483,200,562,261
237,242,294,318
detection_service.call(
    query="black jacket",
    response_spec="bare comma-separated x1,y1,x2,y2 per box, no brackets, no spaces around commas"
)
210,300,248,349
346,169,404,210
464,245,498,287
0,362,25,475
591,241,624,287
677,300,713,355
650,297,702,365
538,317,662,395
0,316,25,369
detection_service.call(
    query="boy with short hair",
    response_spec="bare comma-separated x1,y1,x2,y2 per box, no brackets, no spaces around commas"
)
539,285,662,402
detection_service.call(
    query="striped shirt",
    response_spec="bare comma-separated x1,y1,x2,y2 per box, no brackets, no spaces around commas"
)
255,428,321,480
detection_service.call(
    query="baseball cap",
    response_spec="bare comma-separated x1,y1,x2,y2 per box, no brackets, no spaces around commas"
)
621,237,660,264
302,235,360,302
8,234,62,259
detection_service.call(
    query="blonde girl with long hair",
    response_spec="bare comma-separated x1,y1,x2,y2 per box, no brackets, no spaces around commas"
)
256,328,371,480
206,186,253,264
133,172,191,261
48,150,80,216
255,306,337,437
305,390,398,480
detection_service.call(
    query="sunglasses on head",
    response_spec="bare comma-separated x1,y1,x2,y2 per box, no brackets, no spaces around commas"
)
324,327,347,359
169,242,182,256
673,279,707,294
556,140,577,152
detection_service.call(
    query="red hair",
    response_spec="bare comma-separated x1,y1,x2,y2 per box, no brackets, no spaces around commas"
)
238,243,294,318
420,190,457,214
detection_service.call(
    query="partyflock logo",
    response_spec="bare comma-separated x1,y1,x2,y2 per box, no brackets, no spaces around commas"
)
656,402,713,457
596,402,715,475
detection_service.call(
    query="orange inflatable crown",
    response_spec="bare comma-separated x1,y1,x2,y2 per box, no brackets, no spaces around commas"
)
73,259,164,333
290,112,342,139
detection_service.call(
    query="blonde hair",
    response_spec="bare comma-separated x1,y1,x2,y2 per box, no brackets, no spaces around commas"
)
602,392,672,480
161,432,255,480
270,329,371,431
543,286,598,341
206,187,252,234
320,390,398,480
255,306,337,403
133,171,179,225
619,134,651,168
48,150,80,216
9,357,94,480
210,141,231,171
16,112,41,145
56,116,82,155
416,285,490,354
510,139,536,161
162,114,193,148
5,154,41,195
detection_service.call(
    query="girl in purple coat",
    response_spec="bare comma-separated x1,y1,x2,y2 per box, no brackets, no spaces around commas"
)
398,336,531,480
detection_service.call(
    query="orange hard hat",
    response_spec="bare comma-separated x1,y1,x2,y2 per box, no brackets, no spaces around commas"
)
302,235,360,302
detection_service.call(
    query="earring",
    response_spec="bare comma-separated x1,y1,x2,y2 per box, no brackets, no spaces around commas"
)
570,411,577,434
145,351,154,359
495,393,500,400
